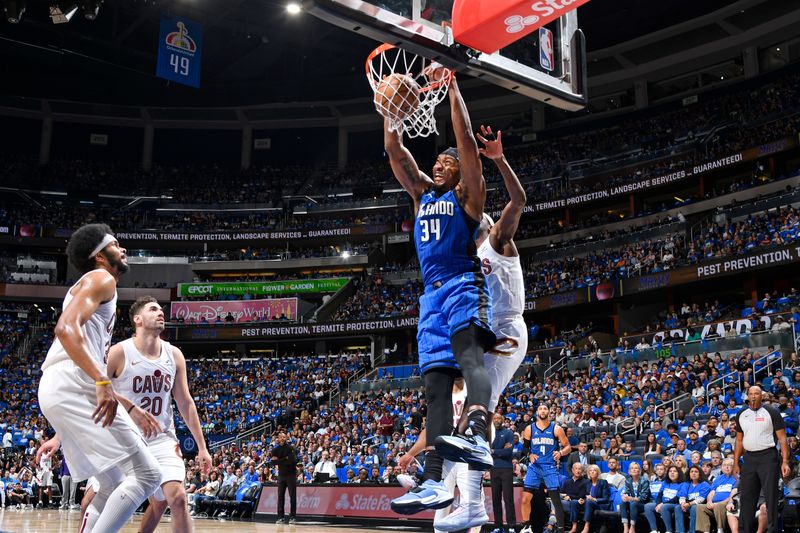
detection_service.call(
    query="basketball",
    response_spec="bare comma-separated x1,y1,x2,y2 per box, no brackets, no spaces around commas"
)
374,73,421,120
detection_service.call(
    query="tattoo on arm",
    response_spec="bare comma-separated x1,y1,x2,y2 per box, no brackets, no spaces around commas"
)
399,157,417,182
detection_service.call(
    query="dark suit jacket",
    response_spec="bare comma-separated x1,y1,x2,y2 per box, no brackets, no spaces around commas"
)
585,478,612,506
562,477,590,500
566,451,597,472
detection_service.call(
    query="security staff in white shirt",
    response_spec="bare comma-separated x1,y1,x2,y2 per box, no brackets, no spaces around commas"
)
733,385,791,533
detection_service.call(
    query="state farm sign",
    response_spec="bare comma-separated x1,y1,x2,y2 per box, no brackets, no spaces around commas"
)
453,0,591,54
257,484,524,521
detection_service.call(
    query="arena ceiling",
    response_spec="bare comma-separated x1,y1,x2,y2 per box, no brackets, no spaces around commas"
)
0,0,792,107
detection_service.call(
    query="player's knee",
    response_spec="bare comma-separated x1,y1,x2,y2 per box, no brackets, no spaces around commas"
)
136,454,163,495
167,493,187,511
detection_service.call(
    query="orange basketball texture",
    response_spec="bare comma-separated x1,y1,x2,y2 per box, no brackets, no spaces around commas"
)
375,74,421,119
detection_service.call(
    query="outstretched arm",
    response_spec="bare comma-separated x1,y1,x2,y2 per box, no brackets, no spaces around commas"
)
448,78,485,219
384,120,433,202
477,126,526,250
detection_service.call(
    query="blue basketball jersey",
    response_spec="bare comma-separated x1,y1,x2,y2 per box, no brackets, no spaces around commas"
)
414,188,481,287
529,421,557,466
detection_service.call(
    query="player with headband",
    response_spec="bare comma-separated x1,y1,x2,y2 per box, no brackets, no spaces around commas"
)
37,224,162,533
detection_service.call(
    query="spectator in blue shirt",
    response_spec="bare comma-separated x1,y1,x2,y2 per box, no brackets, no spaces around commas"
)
694,457,737,533
646,465,687,533
243,465,260,485
678,465,711,533
685,430,705,452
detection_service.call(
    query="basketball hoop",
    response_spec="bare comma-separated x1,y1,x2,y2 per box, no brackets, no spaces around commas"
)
366,43,454,139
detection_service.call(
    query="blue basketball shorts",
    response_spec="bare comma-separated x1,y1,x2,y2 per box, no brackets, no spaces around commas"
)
524,462,561,491
417,271,494,374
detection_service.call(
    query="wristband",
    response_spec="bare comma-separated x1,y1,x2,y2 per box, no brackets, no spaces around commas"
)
127,404,136,414
95,380,112,386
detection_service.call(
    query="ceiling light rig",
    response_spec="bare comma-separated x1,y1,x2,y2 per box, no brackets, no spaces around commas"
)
47,0,102,23
4,0,26,23
49,3,78,23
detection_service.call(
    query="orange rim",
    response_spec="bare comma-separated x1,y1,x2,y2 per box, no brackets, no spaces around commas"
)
366,43,454,94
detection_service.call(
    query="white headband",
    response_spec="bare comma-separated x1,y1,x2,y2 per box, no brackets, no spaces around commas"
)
88,234,117,258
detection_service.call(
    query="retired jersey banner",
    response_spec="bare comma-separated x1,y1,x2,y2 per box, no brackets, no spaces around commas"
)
156,14,203,88
169,298,297,323
177,278,349,298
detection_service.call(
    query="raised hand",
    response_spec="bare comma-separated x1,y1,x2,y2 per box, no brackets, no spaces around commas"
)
476,125,503,160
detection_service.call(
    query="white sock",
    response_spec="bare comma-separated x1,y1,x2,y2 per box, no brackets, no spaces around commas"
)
455,468,483,506
92,451,161,532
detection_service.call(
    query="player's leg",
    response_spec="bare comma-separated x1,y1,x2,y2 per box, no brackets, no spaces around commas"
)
484,317,528,415
435,278,496,468
520,489,533,531
83,448,162,532
434,462,458,533
139,496,169,533
161,480,191,533
434,461,488,532
139,435,187,533
436,327,494,468
546,480,565,533
391,366,457,514
80,479,97,520
529,486,550,533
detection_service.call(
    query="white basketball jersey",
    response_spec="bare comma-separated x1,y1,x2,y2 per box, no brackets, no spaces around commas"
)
477,239,525,324
42,269,117,372
114,338,176,442
452,384,467,428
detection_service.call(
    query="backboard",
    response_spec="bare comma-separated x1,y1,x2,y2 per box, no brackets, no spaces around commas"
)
302,0,588,110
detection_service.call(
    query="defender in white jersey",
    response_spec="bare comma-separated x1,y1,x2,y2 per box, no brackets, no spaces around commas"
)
106,296,212,533
475,125,528,415
36,224,162,533
397,378,485,533
435,126,529,532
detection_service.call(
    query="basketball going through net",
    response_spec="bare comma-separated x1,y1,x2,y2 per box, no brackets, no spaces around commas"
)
366,44,453,138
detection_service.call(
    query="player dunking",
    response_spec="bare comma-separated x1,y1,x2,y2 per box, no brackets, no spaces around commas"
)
106,296,212,533
37,224,162,533
436,125,532,531
522,404,570,533
387,73,497,514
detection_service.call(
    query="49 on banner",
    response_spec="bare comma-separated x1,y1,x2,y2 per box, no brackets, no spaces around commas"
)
156,14,203,88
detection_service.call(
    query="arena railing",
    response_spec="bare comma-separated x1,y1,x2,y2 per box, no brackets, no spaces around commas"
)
613,331,794,369
524,221,686,265
616,392,691,436
208,419,275,452
704,367,749,407
544,355,569,380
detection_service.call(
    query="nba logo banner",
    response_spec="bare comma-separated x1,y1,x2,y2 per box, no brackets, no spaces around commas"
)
156,14,203,88
539,27,554,71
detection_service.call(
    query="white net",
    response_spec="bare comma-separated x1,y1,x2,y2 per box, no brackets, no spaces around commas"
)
366,44,453,139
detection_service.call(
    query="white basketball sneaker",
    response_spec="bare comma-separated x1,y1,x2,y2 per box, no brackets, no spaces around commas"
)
433,501,489,532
